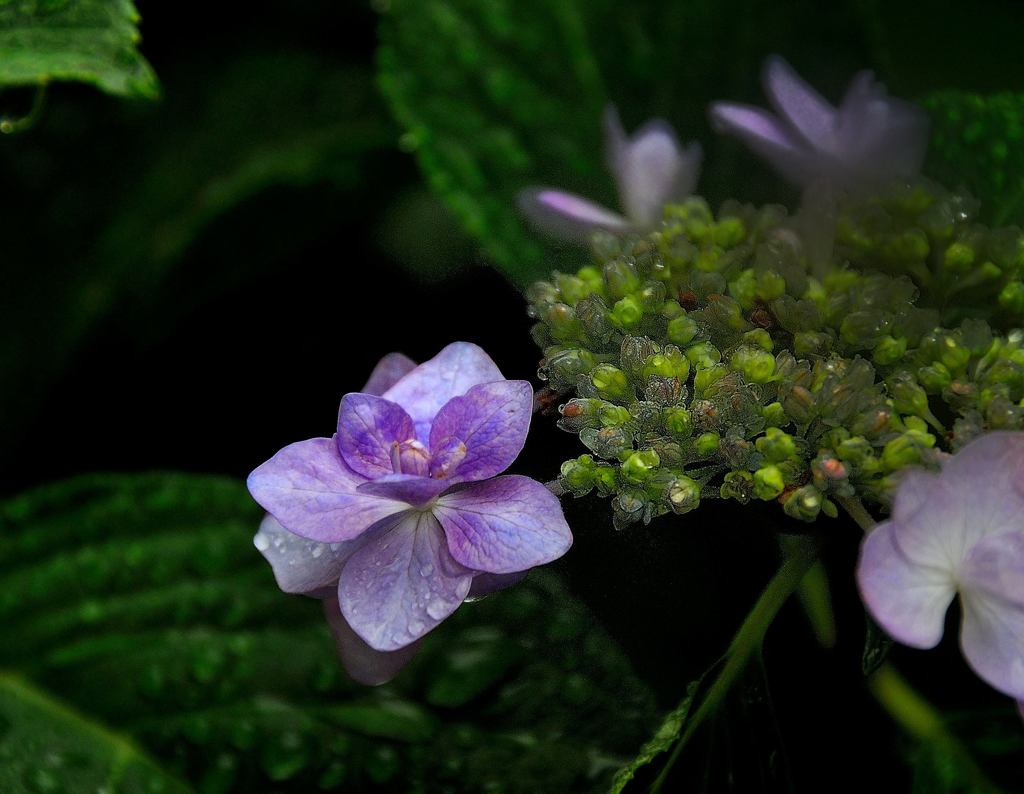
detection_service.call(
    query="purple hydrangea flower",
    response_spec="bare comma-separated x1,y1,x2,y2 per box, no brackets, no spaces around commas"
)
856,432,1024,704
518,105,702,242
709,56,928,191
249,343,572,684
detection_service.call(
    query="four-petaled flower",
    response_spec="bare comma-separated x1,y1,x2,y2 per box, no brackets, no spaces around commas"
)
518,105,701,242
709,56,928,191
249,343,572,684
857,432,1024,705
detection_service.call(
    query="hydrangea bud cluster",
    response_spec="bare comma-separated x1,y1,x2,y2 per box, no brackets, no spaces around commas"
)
528,184,1024,528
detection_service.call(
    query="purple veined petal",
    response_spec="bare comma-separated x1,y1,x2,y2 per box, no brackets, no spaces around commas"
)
336,394,419,479
247,437,409,543
708,102,816,187
357,474,452,508
434,475,572,574
856,517,957,649
517,187,631,242
428,380,533,484
322,595,420,686
382,342,507,436
939,432,1024,552
362,352,418,397
761,55,838,148
339,511,474,652
254,514,364,596
958,530,1024,699
466,570,528,602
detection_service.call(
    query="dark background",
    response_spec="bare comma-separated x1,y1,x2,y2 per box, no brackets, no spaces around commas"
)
2,1,1024,790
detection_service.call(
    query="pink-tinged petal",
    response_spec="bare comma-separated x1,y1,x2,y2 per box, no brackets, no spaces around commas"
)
254,514,363,596
762,56,838,147
247,437,408,543
339,511,474,652
322,596,420,685
517,187,630,242
434,475,572,574
856,518,956,649
466,570,528,601
708,102,814,186
362,352,418,397
888,468,971,572
604,106,702,227
382,342,507,434
428,380,533,484
959,531,1024,699
336,394,417,479
357,474,451,507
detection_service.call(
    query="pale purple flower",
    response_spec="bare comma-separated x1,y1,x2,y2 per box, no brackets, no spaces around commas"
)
248,343,572,684
709,56,928,191
518,105,702,242
857,432,1024,703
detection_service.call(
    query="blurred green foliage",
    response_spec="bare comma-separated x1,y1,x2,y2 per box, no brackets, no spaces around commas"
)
0,0,157,98
0,473,658,792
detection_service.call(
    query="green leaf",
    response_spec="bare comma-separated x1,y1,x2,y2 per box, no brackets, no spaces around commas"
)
608,682,696,793
924,92,1024,226
0,0,158,99
0,673,189,794
0,473,658,792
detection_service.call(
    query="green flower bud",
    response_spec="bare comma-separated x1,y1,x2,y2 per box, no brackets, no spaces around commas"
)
695,431,720,457
753,465,786,500
743,328,774,352
836,436,873,464
593,464,618,494
755,427,797,462
577,265,605,296
998,281,1024,315
543,348,596,390
555,273,591,305
713,217,746,248
938,335,971,373
887,371,930,417
756,270,787,301
782,484,823,521
872,335,907,366
526,280,559,305
643,348,690,381
604,260,640,299
943,241,975,271
556,398,603,432
840,311,888,347
728,269,758,309
667,314,699,346
661,300,684,320
794,330,833,356
881,432,933,471
762,401,787,427
591,365,632,403
693,364,727,395
610,295,644,331
667,475,701,514
720,470,754,503
560,455,597,495
542,302,583,342
622,449,661,483
685,341,722,369
663,406,694,436
729,345,776,383
696,246,723,271
599,404,632,427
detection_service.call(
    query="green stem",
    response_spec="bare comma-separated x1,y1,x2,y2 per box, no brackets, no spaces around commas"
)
868,664,999,792
835,494,878,533
650,538,819,792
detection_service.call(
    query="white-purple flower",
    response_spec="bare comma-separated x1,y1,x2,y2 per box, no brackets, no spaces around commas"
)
857,432,1024,703
518,105,702,242
248,343,572,684
709,56,928,191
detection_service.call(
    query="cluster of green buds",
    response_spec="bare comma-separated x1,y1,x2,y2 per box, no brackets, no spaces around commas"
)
529,183,1024,528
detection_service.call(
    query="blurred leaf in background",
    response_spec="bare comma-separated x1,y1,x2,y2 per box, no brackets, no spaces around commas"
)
0,0,157,98
0,473,658,792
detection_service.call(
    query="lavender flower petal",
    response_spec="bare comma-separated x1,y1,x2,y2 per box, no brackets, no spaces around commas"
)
247,437,408,543
708,103,812,186
382,342,506,435
339,511,474,652
362,352,418,396
253,514,361,596
336,394,418,479
605,106,702,226
428,380,533,484
357,474,451,507
322,595,420,685
517,188,630,241
958,530,1024,699
466,570,528,601
434,475,572,574
762,56,837,145
856,516,956,648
